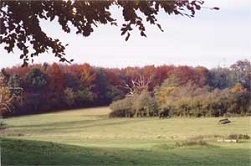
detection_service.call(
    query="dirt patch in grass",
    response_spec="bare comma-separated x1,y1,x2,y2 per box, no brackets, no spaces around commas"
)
175,139,210,147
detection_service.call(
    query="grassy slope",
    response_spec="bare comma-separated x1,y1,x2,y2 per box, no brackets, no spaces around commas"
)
1,107,251,165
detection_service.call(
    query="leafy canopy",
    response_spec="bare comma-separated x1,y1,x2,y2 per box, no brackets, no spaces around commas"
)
0,0,217,66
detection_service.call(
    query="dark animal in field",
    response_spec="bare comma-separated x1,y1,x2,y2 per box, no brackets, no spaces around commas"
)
159,108,170,119
219,118,231,124
0,122,6,131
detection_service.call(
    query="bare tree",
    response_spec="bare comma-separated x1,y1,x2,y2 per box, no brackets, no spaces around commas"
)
122,75,152,96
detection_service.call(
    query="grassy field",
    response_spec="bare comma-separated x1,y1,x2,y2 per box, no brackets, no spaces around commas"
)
1,107,251,165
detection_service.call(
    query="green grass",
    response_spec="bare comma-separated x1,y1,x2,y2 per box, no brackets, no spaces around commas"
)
1,107,251,165
1,138,250,166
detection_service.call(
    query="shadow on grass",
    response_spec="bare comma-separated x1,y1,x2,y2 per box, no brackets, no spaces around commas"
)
5,118,146,134
1,138,250,166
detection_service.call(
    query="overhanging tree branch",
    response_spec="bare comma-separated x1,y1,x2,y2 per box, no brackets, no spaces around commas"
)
0,0,218,66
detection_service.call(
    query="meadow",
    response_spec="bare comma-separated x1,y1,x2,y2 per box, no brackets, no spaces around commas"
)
1,107,251,165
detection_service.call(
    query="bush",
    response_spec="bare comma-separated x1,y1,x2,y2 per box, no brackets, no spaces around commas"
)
109,97,134,118
109,92,159,118
133,92,158,117
228,134,250,140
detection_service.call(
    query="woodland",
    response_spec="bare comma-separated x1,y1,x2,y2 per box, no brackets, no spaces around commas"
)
0,59,250,118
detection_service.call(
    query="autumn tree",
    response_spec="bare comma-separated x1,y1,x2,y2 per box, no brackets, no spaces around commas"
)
194,66,209,87
69,64,96,107
0,72,11,115
230,59,251,91
47,63,65,109
0,0,217,66
229,83,250,115
47,63,65,93
0,72,23,115
154,65,175,86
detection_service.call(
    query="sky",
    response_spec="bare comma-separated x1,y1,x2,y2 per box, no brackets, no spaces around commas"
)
0,0,250,69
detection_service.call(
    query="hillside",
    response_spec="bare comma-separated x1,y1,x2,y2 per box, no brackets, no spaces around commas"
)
1,107,250,165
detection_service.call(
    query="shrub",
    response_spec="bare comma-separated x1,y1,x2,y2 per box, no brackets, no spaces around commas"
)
109,97,134,118
228,134,250,140
109,92,159,118
133,92,158,117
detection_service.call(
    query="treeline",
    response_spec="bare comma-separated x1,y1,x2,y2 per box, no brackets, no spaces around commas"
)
110,82,250,118
110,59,251,117
0,59,250,117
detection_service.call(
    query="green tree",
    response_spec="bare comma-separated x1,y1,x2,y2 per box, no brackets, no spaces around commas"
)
8,74,22,88
94,68,123,104
26,68,48,92
94,68,109,104
0,0,216,66
74,89,94,107
64,87,75,108
25,68,48,112
209,68,235,89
